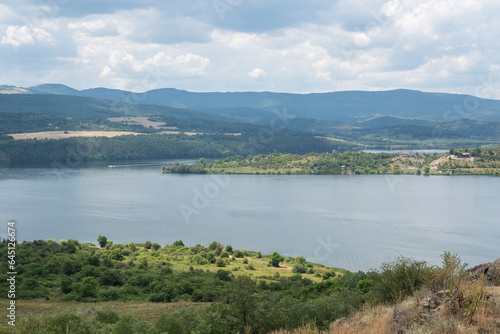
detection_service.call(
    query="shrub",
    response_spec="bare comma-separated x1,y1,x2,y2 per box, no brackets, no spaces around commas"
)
216,269,232,281
357,278,375,293
172,240,184,247
225,245,233,253
216,258,226,267
155,313,185,334
234,250,244,258
144,241,152,249
271,252,285,267
109,249,124,261
79,277,99,298
245,263,255,270
97,235,107,248
206,252,216,264
293,264,307,274
112,314,152,334
44,311,94,334
96,309,119,324
322,270,336,280
375,255,431,303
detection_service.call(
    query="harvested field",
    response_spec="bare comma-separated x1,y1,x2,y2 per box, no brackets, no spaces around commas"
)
107,116,176,129
9,131,145,140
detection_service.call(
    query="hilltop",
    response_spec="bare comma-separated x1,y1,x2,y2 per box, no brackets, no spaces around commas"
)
0,238,498,333
4,84,500,123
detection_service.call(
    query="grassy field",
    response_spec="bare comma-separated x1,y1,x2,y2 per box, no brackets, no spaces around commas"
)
0,299,203,323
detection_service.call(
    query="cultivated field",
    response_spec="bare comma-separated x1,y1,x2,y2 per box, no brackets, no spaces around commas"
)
107,117,177,130
8,131,145,140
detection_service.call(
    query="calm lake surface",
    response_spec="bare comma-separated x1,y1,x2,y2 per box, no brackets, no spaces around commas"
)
1,160,499,271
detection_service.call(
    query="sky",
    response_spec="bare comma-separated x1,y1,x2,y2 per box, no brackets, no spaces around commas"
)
1,0,500,97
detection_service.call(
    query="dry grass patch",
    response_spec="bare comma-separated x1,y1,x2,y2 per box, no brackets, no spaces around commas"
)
0,299,203,323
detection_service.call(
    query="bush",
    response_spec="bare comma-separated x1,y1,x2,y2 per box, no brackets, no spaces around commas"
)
206,252,216,264
225,245,233,253
216,258,226,267
155,313,185,334
245,263,255,270
96,309,119,324
172,240,184,247
97,235,107,248
293,264,307,274
271,252,285,267
112,314,152,334
216,269,232,281
79,277,99,298
144,241,152,249
234,250,244,258
44,311,94,334
109,249,124,261
322,270,336,280
375,255,432,303
357,279,375,293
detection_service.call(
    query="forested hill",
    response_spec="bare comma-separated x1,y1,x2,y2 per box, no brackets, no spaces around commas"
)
4,84,500,122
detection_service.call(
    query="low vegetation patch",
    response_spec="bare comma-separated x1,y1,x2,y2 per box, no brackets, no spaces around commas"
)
1,238,498,333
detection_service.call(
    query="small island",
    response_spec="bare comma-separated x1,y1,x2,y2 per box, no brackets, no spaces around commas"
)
163,147,500,176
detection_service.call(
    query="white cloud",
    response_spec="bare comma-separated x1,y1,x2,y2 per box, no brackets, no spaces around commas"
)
1,26,52,46
248,68,266,78
1,0,500,95
67,19,119,37
140,52,210,76
99,65,112,78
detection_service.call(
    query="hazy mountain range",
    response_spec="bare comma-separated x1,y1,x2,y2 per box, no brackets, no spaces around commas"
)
2,83,500,145
3,83,500,123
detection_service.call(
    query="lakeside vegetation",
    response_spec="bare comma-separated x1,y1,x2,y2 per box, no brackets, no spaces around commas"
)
0,238,499,333
163,147,500,176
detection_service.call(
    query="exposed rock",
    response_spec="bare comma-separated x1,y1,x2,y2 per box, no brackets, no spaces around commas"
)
469,258,500,285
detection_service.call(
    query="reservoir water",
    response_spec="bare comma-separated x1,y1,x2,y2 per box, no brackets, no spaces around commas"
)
1,160,499,271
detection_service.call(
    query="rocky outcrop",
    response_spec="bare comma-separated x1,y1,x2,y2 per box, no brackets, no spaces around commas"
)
469,258,500,285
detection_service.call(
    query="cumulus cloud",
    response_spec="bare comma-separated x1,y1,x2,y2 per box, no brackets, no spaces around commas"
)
248,68,266,78
0,0,499,94
1,25,52,46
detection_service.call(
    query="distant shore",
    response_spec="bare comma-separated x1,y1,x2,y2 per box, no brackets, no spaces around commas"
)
163,149,500,176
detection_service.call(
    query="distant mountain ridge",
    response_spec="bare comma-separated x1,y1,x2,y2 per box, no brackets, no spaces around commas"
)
3,83,500,122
